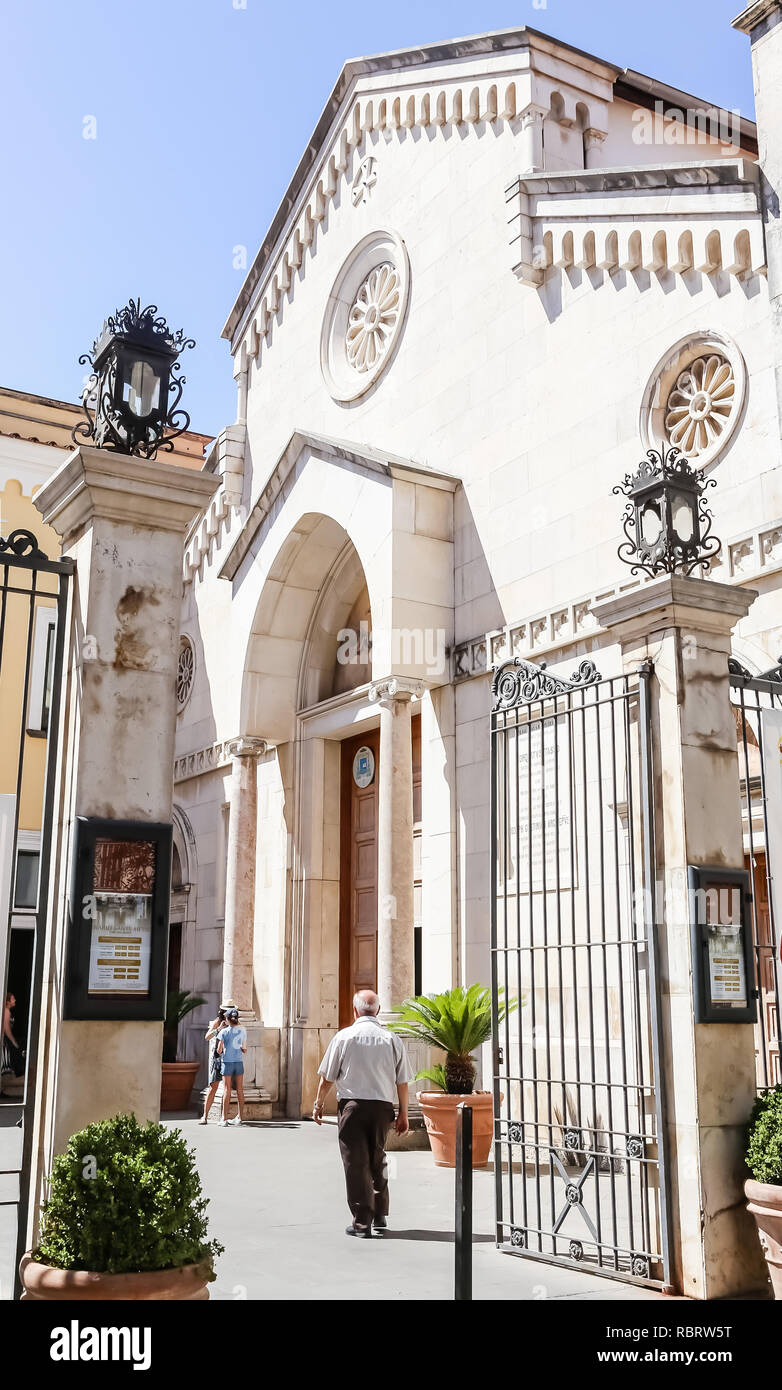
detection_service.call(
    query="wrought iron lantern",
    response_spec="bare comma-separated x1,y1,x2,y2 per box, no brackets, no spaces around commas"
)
73,299,195,459
613,444,720,578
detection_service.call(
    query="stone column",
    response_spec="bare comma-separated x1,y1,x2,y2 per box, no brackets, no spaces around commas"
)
222,736,266,1014
583,127,607,168
596,574,769,1299
28,445,218,1196
218,734,272,1120
519,103,546,174
369,677,422,1015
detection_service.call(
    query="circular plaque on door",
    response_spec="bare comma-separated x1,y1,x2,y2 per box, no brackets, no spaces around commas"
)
352,745,375,788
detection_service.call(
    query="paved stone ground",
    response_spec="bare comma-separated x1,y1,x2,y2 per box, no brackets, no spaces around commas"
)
166,1114,666,1303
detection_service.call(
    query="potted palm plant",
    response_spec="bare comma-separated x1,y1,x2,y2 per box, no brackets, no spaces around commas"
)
161,988,206,1113
389,985,517,1167
745,1084,782,1299
20,1112,223,1300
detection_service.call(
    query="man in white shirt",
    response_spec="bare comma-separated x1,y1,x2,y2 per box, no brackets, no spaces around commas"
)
313,989,412,1237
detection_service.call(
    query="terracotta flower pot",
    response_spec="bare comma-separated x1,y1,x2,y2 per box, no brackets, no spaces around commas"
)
745,1178,782,1299
19,1252,212,1300
160,1060,200,1113
417,1091,495,1168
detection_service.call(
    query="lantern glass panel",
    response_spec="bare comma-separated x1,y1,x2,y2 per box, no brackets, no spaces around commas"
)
124,359,161,418
672,492,695,543
640,500,662,546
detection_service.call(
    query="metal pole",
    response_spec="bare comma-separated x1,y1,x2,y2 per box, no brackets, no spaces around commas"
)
455,1101,473,1300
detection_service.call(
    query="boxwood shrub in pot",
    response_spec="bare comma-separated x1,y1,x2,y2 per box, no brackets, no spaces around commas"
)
389,985,517,1167
20,1112,223,1300
745,1085,782,1299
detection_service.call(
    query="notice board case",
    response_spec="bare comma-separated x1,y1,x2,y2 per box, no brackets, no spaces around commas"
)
63,817,172,1021
688,864,757,1024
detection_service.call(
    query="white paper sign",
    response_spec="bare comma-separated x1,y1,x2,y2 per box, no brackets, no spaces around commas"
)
707,926,747,1006
87,894,152,995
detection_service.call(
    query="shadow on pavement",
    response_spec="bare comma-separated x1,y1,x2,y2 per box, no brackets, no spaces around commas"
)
381,1229,495,1243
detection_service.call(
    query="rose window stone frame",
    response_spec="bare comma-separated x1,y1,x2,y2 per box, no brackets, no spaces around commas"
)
640,331,746,472
320,230,410,403
176,634,195,712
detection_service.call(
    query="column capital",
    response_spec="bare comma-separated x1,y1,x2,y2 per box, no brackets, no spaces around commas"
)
368,676,426,708
34,444,219,547
225,735,268,759
519,102,548,127
594,574,758,646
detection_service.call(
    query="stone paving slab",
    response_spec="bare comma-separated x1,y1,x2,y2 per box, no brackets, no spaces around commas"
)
166,1115,665,1303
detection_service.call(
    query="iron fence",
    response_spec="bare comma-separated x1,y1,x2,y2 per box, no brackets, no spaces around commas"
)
490,657,670,1288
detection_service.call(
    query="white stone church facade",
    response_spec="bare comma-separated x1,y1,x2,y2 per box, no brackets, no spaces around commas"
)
171,23,782,1119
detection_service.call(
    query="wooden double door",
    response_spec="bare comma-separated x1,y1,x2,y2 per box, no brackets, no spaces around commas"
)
339,719,421,1026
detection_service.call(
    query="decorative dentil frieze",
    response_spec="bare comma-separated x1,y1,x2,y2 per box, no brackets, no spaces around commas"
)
507,160,767,288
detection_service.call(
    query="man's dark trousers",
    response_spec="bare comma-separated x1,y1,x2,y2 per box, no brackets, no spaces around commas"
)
337,1098,395,1228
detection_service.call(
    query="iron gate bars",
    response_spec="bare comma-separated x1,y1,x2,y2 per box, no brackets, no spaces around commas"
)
729,656,782,1090
0,527,72,1298
489,656,671,1289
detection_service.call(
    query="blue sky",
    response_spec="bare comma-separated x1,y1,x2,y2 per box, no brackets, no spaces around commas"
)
0,0,755,436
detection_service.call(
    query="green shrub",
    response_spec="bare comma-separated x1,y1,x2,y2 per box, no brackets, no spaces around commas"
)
746,1086,782,1186
35,1112,223,1274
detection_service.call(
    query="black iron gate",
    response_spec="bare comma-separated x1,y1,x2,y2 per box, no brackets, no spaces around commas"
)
729,656,782,1090
490,656,670,1288
0,527,71,1299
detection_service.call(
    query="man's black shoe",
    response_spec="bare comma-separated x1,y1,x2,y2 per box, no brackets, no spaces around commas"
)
346,1223,372,1238
373,1216,387,1231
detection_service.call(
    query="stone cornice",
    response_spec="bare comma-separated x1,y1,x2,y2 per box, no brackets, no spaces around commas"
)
732,1,781,33
34,446,219,546
507,159,766,287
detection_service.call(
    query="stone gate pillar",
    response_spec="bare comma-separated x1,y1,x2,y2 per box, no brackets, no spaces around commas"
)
219,734,271,1120
27,445,218,1208
596,574,769,1299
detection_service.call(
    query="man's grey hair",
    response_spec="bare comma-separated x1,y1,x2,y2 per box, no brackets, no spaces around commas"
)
353,990,380,1016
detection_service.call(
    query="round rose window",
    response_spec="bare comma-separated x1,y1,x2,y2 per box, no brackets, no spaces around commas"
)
321,231,410,403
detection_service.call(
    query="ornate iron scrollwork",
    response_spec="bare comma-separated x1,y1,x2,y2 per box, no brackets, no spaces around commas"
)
613,445,721,579
507,1122,523,1145
564,1128,583,1154
492,656,602,712
73,298,195,460
631,1254,650,1279
625,1136,645,1161
0,528,48,562
510,1227,527,1249
569,1240,584,1262
729,654,782,684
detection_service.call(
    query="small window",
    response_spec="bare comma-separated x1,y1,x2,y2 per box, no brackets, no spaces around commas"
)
27,607,57,735
14,850,40,910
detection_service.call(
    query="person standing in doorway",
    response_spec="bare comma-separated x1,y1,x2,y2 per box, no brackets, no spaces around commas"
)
199,1003,230,1124
218,1007,247,1127
313,989,411,1237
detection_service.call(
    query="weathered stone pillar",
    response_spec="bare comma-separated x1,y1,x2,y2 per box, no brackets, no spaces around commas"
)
222,736,266,1014
369,677,421,1015
28,445,218,1193
596,574,769,1299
